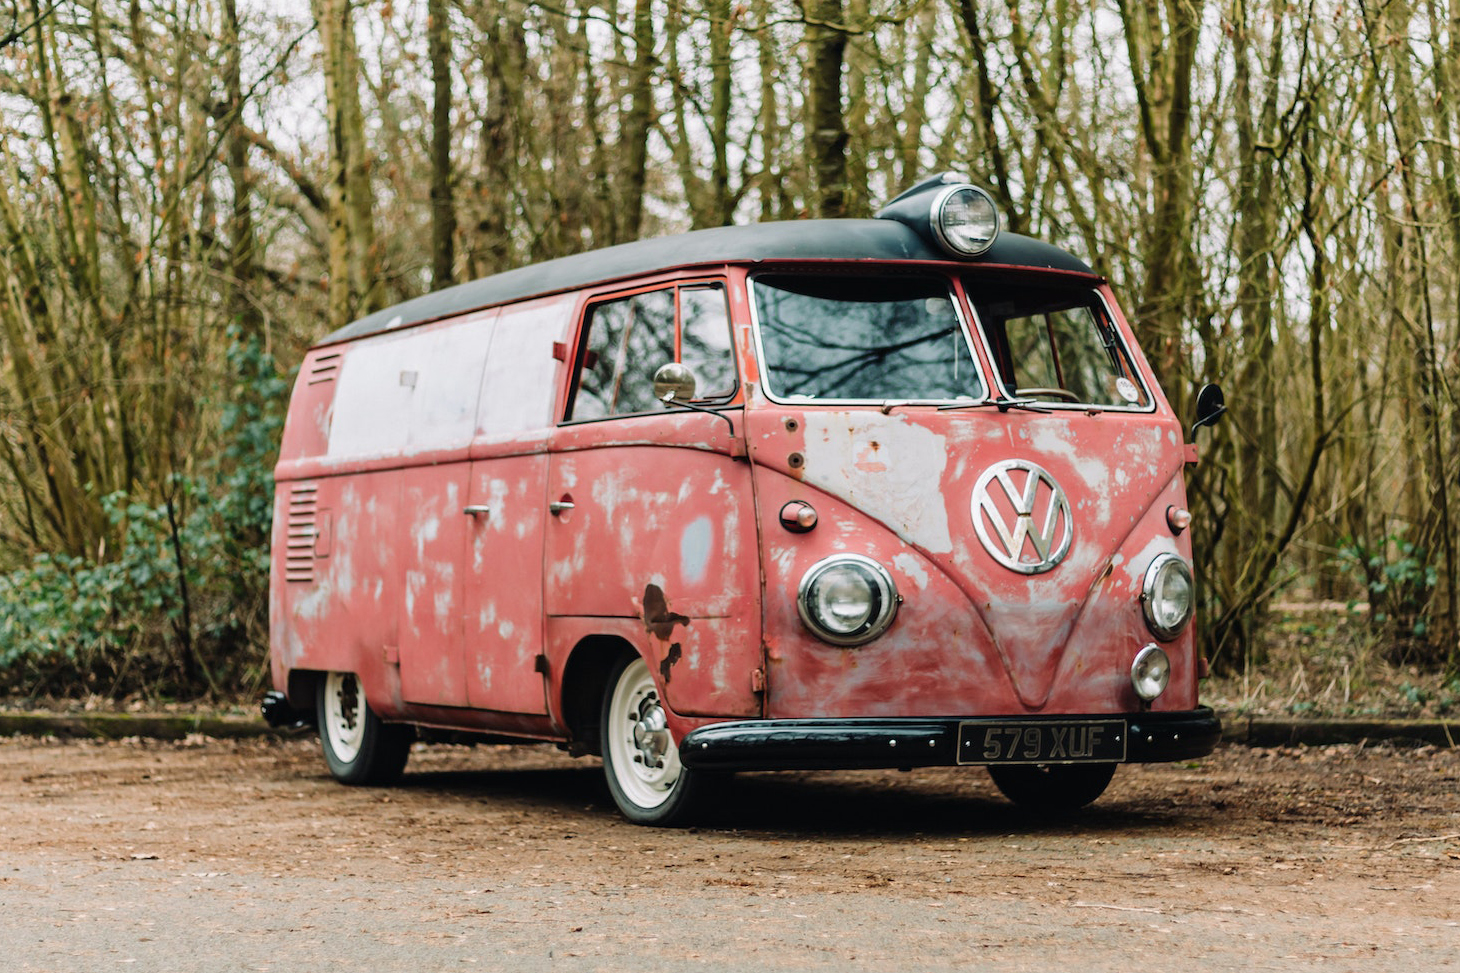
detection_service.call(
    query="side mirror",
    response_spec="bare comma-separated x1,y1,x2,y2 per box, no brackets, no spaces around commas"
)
1191,383,1226,437
653,362,698,404
650,360,739,445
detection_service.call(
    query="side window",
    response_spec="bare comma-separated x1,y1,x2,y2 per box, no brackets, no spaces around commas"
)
569,284,735,420
999,306,1150,407
681,286,735,399
476,295,574,438
327,312,494,460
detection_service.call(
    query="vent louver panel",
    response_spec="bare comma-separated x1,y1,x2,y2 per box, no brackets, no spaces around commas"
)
307,353,341,385
284,484,318,583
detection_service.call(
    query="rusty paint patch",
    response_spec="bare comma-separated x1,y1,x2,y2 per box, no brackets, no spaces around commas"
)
642,584,690,640
660,642,683,683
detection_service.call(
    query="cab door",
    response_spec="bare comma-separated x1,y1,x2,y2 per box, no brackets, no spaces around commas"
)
544,282,762,719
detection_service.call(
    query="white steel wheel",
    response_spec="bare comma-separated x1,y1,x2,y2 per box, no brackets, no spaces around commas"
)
317,671,412,786
601,655,701,826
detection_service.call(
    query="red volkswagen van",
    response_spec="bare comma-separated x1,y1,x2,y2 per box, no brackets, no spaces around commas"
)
264,175,1224,824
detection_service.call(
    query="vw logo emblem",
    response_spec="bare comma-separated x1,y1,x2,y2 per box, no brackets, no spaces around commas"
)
971,460,1073,574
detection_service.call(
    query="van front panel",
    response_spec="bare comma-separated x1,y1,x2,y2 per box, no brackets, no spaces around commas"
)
744,267,1198,721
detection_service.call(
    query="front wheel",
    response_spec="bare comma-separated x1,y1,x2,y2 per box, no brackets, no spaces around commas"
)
600,655,704,826
987,762,1116,812
317,671,413,786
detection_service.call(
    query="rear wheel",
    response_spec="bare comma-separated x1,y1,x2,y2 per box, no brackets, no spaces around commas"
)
317,671,413,786
600,655,703,826
987,763,1116,812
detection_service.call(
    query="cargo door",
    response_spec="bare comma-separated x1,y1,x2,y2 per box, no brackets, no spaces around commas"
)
391,314,496,707
459,297,572,715
398,464,471,706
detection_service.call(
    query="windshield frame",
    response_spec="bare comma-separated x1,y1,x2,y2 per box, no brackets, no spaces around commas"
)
747,269,994,407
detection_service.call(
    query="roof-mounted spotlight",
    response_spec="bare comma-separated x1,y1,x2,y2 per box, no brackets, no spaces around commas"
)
929,183,1000,257
876,173,1001,259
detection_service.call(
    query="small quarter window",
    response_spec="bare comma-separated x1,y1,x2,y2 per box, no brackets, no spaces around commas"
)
681,286,735,399
571,290,676,420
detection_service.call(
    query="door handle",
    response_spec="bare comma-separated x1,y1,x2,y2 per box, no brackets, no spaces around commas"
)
462,505,491,517
548,500,575,514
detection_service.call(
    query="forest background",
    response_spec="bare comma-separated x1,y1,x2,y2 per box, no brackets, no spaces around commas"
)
0,0,1457,715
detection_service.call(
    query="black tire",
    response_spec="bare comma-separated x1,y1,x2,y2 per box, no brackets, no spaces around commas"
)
316,671,413,786
600,654,705,826
987,763,1117,812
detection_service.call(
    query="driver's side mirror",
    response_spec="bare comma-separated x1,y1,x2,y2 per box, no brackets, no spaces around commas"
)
653,362,699,404
1191,383,1226,437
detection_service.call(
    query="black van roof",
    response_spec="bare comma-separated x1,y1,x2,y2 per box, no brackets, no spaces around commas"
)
322,217,1096,345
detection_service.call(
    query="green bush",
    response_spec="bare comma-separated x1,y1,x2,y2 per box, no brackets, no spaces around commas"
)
0,330,286,702
1336,529,1441,665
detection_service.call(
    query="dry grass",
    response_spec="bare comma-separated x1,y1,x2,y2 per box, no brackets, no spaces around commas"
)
1204,602,1460,719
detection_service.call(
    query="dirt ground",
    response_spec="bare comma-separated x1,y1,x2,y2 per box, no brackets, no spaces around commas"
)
1,733,1456,972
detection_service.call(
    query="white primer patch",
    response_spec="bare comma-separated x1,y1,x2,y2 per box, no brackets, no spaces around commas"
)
1029,424,1115,524
801,413,953,553
892,552,929,592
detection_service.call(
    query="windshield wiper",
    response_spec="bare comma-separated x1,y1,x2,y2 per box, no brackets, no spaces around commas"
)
937,396,1053,414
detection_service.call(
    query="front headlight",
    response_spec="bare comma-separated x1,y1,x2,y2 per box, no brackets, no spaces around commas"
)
797,555,900,646
1141,554,1194,640
930,185,1000,256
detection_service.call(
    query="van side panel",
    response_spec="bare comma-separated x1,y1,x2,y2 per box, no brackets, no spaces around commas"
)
272,348,370,701
269,468,403,709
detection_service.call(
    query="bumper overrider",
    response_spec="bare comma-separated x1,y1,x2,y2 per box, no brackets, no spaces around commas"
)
678,707,1220,772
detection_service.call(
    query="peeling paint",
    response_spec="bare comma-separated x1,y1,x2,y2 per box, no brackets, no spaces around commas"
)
801,413,953,553
892,552,929,592
680,517,713,585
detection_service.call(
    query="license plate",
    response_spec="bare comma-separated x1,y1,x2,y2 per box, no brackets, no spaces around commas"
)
956,719,1127,765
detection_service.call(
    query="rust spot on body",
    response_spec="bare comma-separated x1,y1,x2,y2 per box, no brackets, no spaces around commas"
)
660,643,682,683
642,584,690,640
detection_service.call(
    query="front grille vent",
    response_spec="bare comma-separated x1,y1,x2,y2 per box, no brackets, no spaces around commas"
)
284,484,319,583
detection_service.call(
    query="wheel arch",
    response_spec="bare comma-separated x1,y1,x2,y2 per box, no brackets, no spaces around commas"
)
287,669,325,716
558,634,640,756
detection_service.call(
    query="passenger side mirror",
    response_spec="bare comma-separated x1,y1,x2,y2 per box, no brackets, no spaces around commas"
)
653,362,699,404
1191,383,1226,437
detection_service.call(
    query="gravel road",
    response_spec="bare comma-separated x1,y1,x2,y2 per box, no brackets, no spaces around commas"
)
1,734,1456,972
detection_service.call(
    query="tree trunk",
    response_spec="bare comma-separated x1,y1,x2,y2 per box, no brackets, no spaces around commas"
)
806,0,849,218
428,0,456,287
222,0,263,341
315,0,380,328
617,0,655,241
